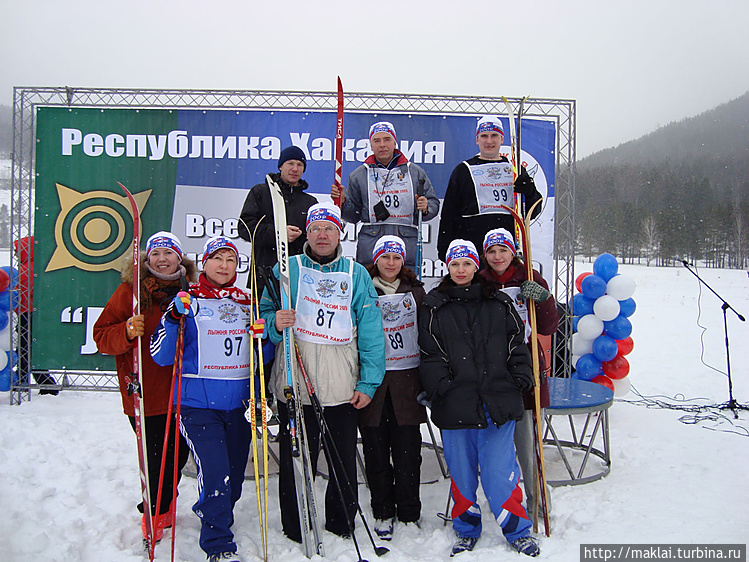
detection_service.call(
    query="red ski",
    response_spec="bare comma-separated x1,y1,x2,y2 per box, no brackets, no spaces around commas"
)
118,182,156,559
332,76,344,208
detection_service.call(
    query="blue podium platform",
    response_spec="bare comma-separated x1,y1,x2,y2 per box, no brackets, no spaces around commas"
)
543,377,613,486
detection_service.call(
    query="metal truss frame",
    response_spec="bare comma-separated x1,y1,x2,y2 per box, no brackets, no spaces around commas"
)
9,87,575,404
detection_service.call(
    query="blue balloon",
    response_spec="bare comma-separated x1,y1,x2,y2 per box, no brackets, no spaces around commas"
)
603,315,633,340
619,297,637,318
575,353,603,380
593,253,619,282
0,368,10,391
581,274,607,300
0,289,19,313
592,334,619,362
572,293,595,317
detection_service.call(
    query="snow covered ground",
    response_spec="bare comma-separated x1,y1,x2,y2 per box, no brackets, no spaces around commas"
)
1,261,748,561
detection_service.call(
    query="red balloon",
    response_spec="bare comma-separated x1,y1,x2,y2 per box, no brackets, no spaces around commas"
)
603,354,630,380
0,269,9,293
617,336,634,356
591,375,615,392
575,271,593,293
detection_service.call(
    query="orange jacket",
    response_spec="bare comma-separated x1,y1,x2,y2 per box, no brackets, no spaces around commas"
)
93,254,197,417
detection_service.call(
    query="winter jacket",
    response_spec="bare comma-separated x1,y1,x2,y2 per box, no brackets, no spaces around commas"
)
342,151,440,266
358,277,427,427
237,172,318,284
259,244,385,406
480,263,559,410
93,253,198,417
437,155,543,260
419,279,533,430
150,273,254,411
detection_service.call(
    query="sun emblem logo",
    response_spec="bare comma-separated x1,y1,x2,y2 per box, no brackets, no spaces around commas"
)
45,183,152,272
402,296,414,311
340,280,349,294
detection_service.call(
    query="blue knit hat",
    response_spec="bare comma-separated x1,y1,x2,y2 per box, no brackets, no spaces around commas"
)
277,146,307,170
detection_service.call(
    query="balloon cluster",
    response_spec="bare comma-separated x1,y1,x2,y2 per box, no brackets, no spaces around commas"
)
0,266,19,392
570,254,636,396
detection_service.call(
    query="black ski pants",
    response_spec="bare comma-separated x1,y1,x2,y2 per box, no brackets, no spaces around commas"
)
277,400,358,542
128,413,190,515
359,389,422,522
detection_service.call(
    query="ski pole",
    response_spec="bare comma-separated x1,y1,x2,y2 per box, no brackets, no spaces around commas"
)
261,269,388,558
295,345,388,558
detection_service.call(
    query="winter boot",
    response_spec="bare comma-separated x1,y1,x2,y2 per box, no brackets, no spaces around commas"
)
208,552,243,562
375,517,395,541
450,535,479,556
510,536,540,557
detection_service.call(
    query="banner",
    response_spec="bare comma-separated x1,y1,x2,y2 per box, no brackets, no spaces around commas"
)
33,106,556,370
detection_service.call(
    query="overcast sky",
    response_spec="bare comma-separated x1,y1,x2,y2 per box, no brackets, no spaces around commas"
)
2,0,747,158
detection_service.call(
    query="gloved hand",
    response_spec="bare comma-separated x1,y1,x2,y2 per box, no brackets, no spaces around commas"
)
416,391,432,409
513,371,534,393
520,279,551,302
169,291,193,320
513,166,536,195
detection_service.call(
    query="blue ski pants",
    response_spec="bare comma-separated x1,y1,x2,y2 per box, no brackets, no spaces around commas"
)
179,406,252,556
442,419,532,542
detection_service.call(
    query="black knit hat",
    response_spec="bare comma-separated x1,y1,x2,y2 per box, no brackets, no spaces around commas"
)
277,146,307,171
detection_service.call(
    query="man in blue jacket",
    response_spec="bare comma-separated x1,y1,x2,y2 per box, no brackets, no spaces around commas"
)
259,202,385,544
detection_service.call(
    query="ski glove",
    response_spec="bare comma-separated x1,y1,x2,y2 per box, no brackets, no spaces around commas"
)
416,391,432,409
520,280,551,302
513,371,534,393
513,166,536,195
169,291,193,321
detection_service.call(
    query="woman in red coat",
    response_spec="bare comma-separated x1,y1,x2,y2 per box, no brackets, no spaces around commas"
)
93,232,197,542
479,228,558,521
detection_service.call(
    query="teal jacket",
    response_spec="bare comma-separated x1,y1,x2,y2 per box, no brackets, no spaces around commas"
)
259,244,386,402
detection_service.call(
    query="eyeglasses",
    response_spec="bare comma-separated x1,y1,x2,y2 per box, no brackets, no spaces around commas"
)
308,225,339,235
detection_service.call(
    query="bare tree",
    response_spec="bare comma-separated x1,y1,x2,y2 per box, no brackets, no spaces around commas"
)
642,214,659,266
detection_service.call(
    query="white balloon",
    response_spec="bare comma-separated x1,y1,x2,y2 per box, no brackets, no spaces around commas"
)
607,274,636,300
577,314,604,339
571,333,594,356
613,377,631,397
594,295,620,321
0,350,7,371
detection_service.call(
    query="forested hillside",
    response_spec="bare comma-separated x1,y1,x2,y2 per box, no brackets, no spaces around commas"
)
574,92,749,268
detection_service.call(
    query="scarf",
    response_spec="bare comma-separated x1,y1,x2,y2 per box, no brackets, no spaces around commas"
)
189,273,253,305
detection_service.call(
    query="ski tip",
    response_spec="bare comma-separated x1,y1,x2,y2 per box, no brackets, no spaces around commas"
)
375,546,390,556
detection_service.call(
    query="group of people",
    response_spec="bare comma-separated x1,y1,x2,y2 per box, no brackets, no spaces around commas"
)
93,115,556,562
